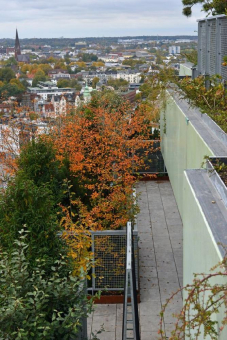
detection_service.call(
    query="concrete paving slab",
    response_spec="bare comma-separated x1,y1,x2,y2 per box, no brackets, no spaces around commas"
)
97,331,115,340
137,180,183,339
93,304,117,316
92,315,115,332
141,331,160,340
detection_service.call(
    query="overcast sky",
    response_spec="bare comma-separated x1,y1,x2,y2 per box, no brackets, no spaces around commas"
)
0,0,203,38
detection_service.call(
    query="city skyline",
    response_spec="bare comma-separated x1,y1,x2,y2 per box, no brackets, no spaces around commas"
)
0,0,203,38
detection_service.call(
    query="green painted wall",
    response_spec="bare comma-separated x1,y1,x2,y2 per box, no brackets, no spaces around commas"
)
161,92,227,339
179,64,192,77
160,93,214,216
183,172,227,340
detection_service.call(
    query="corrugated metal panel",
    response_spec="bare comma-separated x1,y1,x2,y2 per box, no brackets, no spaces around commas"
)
220,17,227,80
197,15,227,80
209,20,216,75
200,21,207,75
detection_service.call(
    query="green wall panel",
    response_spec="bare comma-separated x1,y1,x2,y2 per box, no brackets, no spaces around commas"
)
160,94,214,216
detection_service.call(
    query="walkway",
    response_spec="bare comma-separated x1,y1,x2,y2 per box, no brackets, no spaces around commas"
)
87,180,183,340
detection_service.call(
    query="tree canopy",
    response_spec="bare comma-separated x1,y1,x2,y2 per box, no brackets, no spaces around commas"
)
0,67,15,83
107,77,129,90
182,0,227,17
0,138,67,268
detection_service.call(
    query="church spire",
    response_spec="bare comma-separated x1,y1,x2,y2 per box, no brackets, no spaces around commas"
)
15,29,21,60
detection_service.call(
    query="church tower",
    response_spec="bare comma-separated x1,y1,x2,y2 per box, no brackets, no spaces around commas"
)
15,29,21,60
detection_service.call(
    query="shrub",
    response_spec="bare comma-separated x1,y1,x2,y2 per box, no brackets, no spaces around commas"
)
0,229,94,340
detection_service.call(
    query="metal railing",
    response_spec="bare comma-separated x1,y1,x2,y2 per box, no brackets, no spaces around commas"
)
122,222,140,340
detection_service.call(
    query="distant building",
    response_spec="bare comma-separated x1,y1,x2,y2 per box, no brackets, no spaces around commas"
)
48,69,70,80
27,81,75,100
0,103,13,114
75,41,87,49
118,89,136,103
6,47,14,55
15,29,30,63
169,46,180,55
135,51,151,58
116,71,141,83
81,82,94,103
175,39,191,43
15,29,21,60
0,47,6,54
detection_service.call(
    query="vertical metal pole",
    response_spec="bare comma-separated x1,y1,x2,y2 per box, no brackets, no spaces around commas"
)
132,231,140,340
91,233,95,294
122,225,129,340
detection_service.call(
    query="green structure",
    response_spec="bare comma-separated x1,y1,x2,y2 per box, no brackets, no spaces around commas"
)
160,90,227,339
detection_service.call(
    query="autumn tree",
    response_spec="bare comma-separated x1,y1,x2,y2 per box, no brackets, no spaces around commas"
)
3,57,17,67
92,76,100,89
182,0,227,17
57,78,71,88
92,61,105,68
10,78,26,91
156,50,163,65
78,53,98,62
0,67,15,83
107,77,129,90
32,69,47,87
181,49,198,65
0,91,158,272
0,83,25,99
51,91,155,231
76,61,87,69
57,78,82,90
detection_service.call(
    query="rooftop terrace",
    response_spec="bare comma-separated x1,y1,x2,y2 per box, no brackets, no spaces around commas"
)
87,180,183,339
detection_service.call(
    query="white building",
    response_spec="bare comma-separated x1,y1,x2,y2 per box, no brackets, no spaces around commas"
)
169,46,180,55
116,72,141,83
27,82,75,100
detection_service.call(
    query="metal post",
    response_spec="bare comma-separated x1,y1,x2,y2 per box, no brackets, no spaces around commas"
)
91,233,95,295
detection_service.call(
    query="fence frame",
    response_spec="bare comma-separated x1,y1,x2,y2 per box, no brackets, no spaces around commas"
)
87,229,139,294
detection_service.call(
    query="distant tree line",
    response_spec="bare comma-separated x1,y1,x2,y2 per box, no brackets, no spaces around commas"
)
0,35,199,48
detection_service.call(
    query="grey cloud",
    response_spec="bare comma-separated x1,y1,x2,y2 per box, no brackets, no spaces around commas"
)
0,0,201,37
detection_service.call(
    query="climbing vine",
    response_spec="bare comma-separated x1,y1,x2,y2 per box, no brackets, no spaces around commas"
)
159,254,227,340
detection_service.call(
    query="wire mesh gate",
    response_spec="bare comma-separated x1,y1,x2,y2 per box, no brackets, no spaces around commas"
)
88,229,139,293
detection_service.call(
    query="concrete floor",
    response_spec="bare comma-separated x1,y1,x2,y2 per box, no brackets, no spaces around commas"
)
87,180,183,340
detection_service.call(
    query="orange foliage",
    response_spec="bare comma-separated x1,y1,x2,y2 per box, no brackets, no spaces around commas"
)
0,94,158,273
52,99,155,230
